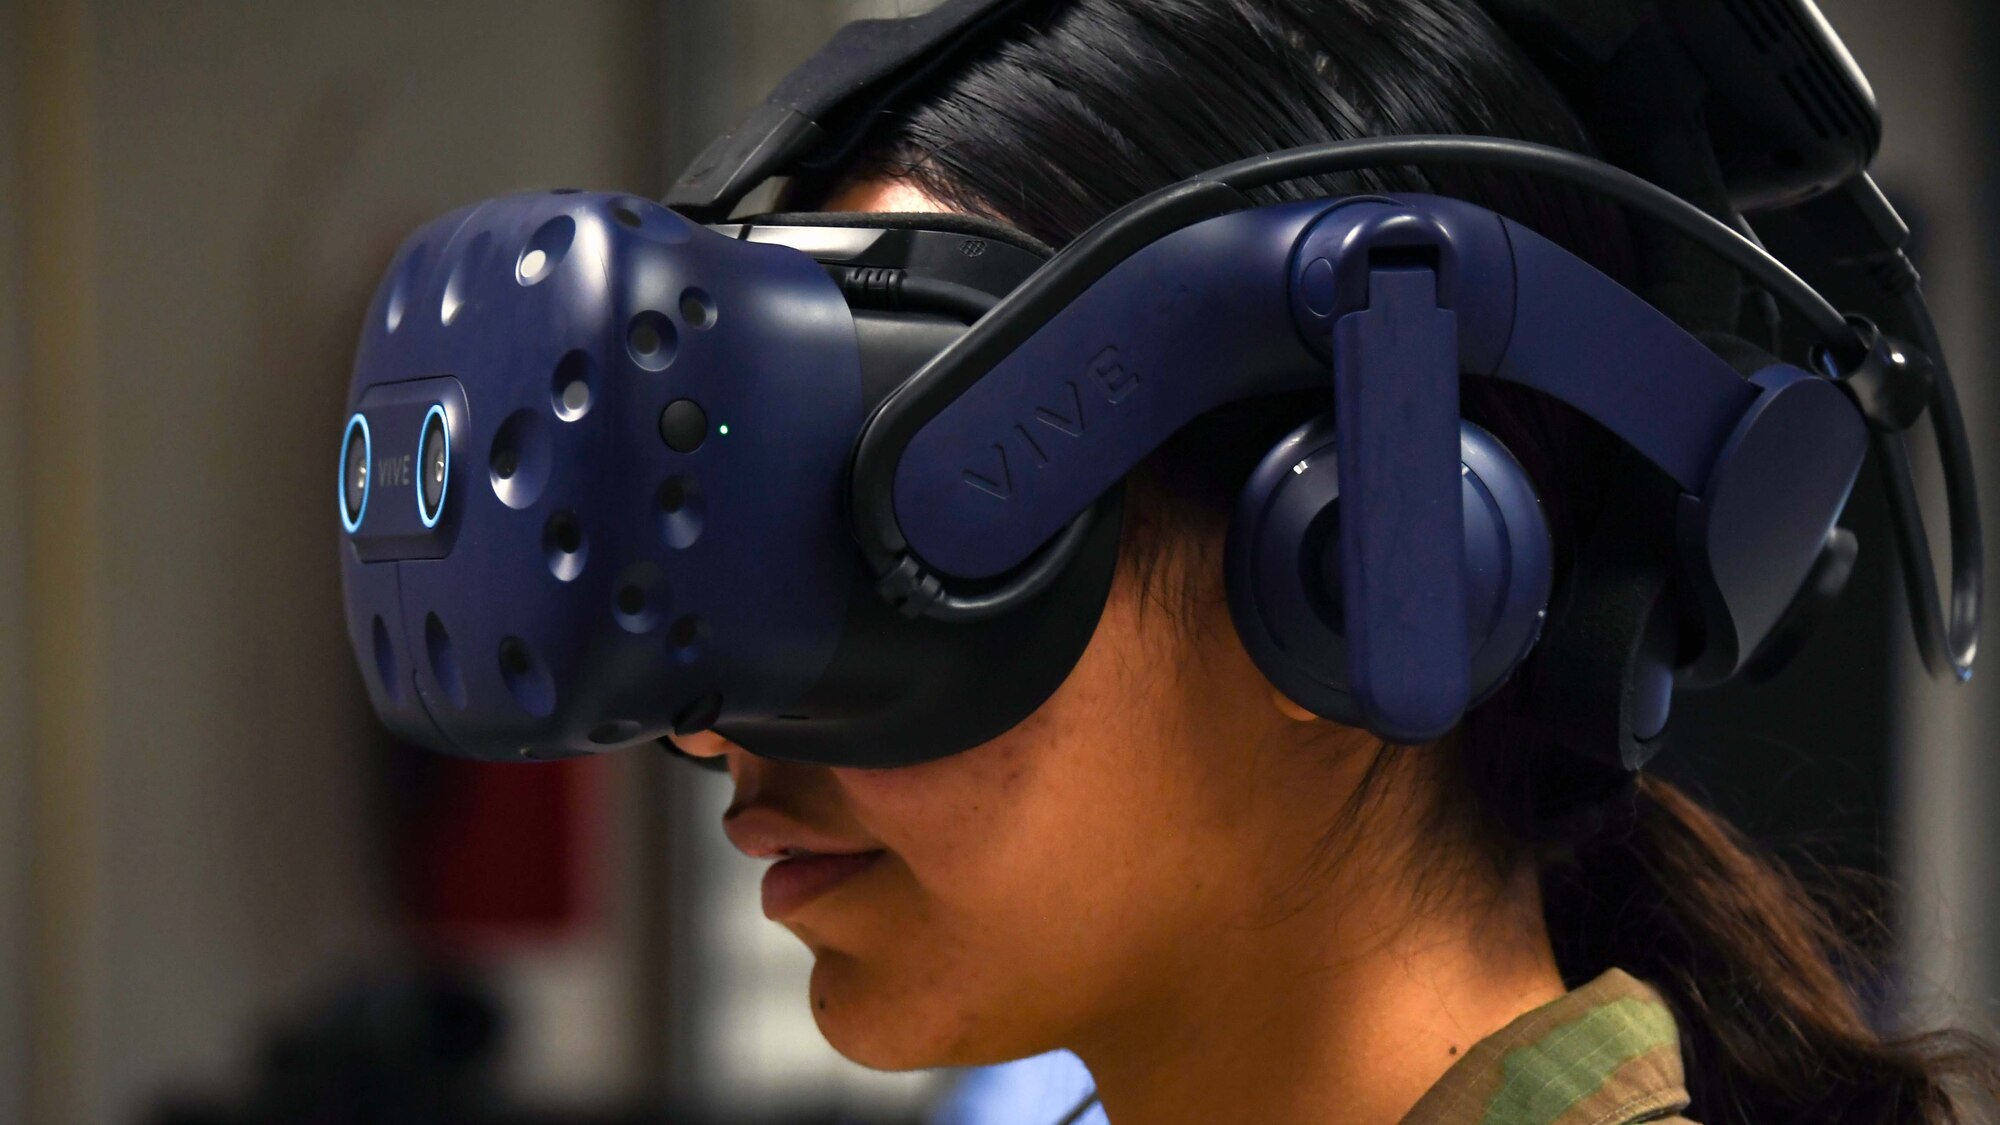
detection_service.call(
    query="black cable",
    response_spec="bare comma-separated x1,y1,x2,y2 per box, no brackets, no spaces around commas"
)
832,263,1109,623
1730,211,1786,355
1876,283,1982,680
834,266,999,322
1204,136,1855,348
870,500,1105,622
899,275,1000,323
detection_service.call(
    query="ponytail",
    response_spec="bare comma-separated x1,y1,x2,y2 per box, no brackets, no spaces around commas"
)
1529,774,1999,1123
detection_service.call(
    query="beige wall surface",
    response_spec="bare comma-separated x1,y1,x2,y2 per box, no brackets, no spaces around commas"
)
14,2,108,1123
0,2,29,1121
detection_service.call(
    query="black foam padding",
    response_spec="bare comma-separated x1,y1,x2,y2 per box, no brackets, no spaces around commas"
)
714,485,1126,768
1516,448,1683,772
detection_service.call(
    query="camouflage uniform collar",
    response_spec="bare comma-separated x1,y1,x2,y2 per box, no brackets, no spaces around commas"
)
1399,969,1696,1125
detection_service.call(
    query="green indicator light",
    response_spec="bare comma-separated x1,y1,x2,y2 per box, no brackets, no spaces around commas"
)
718,424,731,435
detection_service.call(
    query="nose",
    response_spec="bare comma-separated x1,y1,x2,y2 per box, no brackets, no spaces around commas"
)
675,729,732,759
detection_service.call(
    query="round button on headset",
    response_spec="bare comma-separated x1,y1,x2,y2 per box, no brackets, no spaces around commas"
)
417,404,451,527
660,399,707,453
339,413,372,533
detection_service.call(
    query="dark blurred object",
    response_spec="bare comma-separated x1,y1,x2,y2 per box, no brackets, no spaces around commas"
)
143,962,924,1125
147,963,504,1125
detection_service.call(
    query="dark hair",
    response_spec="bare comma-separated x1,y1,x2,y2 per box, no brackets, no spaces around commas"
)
823,0,2000,1120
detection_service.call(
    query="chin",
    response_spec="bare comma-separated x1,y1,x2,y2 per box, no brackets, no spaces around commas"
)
806,950,1025,1071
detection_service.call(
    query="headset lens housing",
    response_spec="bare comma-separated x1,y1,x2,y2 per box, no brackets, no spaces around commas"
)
418,404,450,528
340,413,371,533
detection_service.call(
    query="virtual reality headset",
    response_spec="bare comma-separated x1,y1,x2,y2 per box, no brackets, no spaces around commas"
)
337,0,1979,769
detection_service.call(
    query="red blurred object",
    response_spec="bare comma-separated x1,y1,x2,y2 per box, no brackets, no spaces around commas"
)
396,755,607,947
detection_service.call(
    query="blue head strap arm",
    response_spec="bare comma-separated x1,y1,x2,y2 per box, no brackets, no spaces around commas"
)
860,190,1869,740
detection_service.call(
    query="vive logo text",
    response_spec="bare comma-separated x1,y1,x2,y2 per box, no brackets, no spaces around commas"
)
962,346,1140,501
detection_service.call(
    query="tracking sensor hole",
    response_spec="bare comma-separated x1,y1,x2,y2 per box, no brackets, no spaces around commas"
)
551,350,593,421
440,231,491,326
490,409,553,509
609,198,693,244
668,614,709,663
372,616,401,703
680,288,716,329
518,215,575,285
657,476,706,549
498,636,556,718
613,562,668,635
385,245,428,333
543,511,588,582
627,311,679,372
425,612,467,709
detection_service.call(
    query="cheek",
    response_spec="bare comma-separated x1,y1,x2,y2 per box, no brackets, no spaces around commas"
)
806,653,1183,1066
834,608,1177,908
790,565,1284,1067
834,703,1105,923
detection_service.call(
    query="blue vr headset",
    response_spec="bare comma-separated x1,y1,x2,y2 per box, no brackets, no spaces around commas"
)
339,0,1980,769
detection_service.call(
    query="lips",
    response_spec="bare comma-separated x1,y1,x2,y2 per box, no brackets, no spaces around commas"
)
723,802,888,919
761,848,886,918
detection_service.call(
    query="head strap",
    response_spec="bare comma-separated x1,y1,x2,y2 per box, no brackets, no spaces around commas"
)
666,0,1040,220
1487,0,1744,334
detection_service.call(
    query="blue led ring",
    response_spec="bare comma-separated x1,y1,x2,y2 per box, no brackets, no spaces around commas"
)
417,404,451,528
339,412,372,534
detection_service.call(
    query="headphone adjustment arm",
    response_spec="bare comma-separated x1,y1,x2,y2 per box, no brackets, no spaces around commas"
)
1293,204,1477,742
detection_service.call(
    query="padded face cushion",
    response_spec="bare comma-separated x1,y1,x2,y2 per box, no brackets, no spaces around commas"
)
737,210,1058,259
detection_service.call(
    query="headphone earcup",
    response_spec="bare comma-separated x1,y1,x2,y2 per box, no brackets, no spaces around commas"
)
1224,415,1555,734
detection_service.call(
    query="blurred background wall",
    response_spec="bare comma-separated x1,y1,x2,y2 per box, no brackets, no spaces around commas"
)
6,3,663,1122
1,3,30,1121
0,1,1995,1123
1846,0,2000,1042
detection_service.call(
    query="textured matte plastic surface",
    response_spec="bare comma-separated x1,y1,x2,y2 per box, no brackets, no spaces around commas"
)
341,193,864,759
890,194,1861,736
894,196,1767,580
1226,417,1553,743
1325,259,1469,741
1241,204,1549,742
1675,363,1867,685
891,201,1333,579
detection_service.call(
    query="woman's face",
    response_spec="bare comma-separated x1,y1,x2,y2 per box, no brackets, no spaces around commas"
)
676,179,1383,1071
